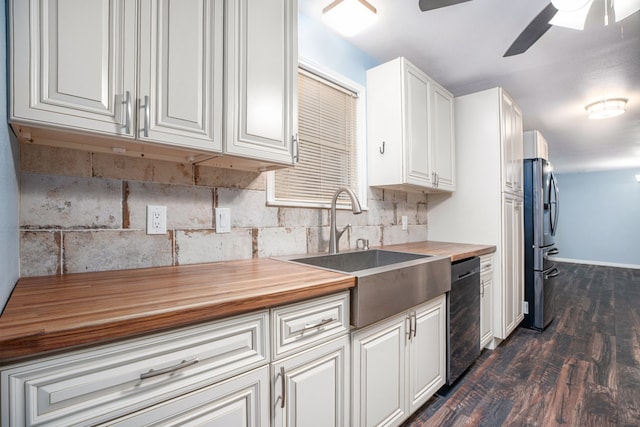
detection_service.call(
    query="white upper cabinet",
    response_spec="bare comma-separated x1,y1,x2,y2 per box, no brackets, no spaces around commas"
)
501,92,524,195
431,83,456,192
9,0,297,168
224,0,298,166
10,0,137,137
367,57,455,193
138,0,223,152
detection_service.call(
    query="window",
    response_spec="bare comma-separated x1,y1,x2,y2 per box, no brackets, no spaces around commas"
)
267,62,366,209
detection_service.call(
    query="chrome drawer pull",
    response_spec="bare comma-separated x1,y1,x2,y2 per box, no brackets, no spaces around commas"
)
280,366,286,409
295,318,335,336
140,358,199,380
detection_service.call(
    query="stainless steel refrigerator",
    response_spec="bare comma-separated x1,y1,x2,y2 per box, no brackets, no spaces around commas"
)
522,158,560,330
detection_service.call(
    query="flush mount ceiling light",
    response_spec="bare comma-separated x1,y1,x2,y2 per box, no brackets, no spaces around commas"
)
322,0,377,37
585,98,628,119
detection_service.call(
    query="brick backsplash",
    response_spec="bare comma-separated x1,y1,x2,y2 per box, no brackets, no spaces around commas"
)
19,144,429,277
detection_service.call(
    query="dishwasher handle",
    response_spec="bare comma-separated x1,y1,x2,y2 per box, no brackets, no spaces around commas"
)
456,271,476,280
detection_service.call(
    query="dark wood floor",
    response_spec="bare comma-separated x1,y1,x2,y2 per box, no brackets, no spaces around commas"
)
403,262,640,427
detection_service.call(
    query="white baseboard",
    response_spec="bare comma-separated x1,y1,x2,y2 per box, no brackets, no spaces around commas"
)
551,257,640,270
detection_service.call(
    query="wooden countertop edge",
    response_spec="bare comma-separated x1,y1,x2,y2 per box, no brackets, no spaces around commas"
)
0,277,355,362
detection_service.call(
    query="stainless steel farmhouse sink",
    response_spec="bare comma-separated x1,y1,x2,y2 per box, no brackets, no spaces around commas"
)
287,250,451,328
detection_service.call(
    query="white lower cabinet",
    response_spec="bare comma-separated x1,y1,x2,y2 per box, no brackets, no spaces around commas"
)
270,292,351,427
480,254,494,349
1,311,269,427
352,295,446,427
1,292,355,427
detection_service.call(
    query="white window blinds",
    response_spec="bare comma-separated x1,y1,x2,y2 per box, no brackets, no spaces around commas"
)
273,68,360,207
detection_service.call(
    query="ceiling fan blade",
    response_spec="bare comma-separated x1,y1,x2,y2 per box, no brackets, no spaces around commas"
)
503,3,558,57
419,0,472,12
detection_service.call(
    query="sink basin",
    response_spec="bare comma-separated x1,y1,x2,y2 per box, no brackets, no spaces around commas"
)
290,249,431,273
286,250,451,328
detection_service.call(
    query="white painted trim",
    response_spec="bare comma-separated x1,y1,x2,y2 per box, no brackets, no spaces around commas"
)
551,257,640,270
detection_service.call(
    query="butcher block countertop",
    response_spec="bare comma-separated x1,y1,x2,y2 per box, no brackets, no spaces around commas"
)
0,241,494,362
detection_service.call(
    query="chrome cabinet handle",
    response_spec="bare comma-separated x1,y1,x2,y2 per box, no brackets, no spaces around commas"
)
406,315,413,341
294,318,335,336
481,280,485,297
292,134,299,163
412,312,417,338
140,358,199,380
280,366,286,409
123,91,132,134
141,95,150,137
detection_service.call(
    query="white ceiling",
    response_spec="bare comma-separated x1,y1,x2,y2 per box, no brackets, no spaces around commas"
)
299,0,640,173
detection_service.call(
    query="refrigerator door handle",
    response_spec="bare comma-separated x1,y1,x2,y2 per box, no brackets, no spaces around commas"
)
545,267,560,279
550,172,559,236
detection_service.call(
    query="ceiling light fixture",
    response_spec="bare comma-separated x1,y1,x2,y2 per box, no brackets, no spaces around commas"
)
322,0,377,37
550,0,640,30
636,174,640,183
585,98,628,119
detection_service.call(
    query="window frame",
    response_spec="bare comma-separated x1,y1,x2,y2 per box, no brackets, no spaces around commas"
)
266,58,368,210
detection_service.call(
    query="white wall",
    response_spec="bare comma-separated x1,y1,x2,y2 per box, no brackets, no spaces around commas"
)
553,168,640,268
0,0,21,313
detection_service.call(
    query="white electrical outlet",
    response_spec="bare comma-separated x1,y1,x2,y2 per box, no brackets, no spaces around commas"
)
147,205,167,235
523,301,529,315
216,208,231,233
401,215,408,230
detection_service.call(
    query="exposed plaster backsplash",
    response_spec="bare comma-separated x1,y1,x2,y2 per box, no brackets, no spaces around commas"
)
19,144,429,277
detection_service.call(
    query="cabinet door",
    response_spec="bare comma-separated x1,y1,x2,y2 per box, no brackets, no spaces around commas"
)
431,84,455,192
138,0,223,152
514,198,525,324
500,92,515,193
512,105,524,194
225,0,297,165
352,315,407,427
501,91,524,195
272,336,349,427
480,273,493,349
104,366,269,426
408,296,446,413
502,196,516,337
403,62,433,187
480,254,494,348
10,0,137,137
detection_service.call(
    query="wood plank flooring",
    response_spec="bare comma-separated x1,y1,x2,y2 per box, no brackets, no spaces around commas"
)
403,262,640,427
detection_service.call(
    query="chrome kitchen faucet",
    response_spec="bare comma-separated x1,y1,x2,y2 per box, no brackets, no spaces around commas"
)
328,187,362,254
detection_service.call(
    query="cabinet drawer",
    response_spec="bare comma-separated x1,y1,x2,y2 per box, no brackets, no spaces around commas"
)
103,366,269,427
1,311,269,427
271,291,349,360
480,254,494,274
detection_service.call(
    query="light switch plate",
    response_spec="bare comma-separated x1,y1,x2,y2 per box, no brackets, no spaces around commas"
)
216,208,231,233
401,215,408,230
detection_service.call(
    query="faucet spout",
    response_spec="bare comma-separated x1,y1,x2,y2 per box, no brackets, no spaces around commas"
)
329,187,363,254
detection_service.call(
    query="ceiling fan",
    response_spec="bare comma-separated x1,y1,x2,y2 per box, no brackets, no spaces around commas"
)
418,0,640,57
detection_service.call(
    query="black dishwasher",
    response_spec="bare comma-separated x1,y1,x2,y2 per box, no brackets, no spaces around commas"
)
446,256,481,385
